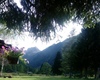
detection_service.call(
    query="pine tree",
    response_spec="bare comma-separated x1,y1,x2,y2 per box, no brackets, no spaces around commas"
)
52,51,62,75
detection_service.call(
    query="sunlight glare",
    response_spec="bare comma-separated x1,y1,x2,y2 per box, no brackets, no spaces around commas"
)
14,0,22,8
9,22,82,51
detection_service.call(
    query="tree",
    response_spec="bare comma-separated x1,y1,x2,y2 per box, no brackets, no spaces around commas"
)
0,0,100,39
39,62,52,75
61,37,80,77
62,22,100,78
52,51,62,75
74,23,100,78
3,57,28,73
88,23,100,78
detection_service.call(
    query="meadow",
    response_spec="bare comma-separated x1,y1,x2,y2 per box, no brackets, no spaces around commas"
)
0,75,94,80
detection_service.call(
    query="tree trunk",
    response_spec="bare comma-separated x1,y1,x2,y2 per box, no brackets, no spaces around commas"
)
84,68,88,79
94,68,97,79
69,72,73,78
96,68,100,79
0,58,4,76
79,69,83,78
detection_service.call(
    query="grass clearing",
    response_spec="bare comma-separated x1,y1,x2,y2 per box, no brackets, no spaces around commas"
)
0,75,94,80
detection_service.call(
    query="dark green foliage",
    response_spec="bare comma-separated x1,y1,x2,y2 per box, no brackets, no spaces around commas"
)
62,22,100,78
0,0,100,39
39,62,52,75
73,23,100,78
3,57,29,73
52,51,62,75
61,36,78,76
0,2,25,31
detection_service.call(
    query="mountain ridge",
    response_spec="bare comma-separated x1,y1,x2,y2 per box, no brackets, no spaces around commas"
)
23,36,77,68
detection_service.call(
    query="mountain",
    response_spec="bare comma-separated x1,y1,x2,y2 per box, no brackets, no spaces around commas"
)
23,47,40,60
25,47,40,54
28,42,63,68
23,36,78,68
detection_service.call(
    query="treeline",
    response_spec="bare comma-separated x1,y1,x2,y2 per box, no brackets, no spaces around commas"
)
0,51,62,75
30,51,62,75
33,22,100,79
61,22,100,79
1,22,100,79
0,57,29,73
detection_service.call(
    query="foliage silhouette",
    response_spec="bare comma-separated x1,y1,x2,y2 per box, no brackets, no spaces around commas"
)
0,0,100,39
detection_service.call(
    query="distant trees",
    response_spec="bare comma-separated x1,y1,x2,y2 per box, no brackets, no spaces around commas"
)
39,62,52,75
3,57,28,73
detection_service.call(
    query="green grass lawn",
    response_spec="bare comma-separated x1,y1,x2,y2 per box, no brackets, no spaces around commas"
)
0,76,94,80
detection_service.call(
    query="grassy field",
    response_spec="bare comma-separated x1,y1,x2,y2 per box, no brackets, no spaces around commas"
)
0,76,94,80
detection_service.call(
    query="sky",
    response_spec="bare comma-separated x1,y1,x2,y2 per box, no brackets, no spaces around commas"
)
14,0,22,8
2,0,82,51
6,22,82,51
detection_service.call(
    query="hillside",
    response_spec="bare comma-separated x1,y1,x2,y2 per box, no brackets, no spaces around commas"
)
23,36,77,68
